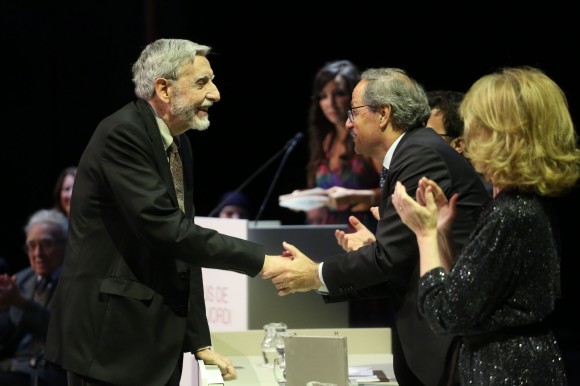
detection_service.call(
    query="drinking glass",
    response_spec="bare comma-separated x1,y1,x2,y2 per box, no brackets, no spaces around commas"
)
273,357,286,386
260,322,287,367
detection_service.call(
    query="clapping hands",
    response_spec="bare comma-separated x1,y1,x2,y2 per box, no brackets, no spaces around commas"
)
392,177,458,236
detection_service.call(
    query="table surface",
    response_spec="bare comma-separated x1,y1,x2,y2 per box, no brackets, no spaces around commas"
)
226,354,398,386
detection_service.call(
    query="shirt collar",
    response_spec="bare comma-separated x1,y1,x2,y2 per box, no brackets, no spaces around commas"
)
383,132,406,169
37,265,62,283
146,102,174,151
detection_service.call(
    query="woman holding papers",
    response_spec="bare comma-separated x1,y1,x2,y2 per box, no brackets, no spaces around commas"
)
304,60,381,231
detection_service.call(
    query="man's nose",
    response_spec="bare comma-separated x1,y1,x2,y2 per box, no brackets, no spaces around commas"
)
207,82,220,102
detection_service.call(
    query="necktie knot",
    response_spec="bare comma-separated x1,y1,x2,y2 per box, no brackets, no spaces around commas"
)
168,140,179,156
380,166,388,189
37,276,50,291
34,276,52,304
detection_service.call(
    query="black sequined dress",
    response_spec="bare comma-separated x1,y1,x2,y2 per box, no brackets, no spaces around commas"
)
418,191,567,385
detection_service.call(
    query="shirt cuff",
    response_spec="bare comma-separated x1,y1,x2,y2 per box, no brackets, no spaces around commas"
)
196,346,213,352
317,262,329,294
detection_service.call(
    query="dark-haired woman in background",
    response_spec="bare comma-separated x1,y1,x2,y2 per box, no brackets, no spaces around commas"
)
305,60,381,232
305,60,392,328
52,166,77,218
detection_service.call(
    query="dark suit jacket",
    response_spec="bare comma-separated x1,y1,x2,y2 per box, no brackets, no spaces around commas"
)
45,100,265,386
322,127,491,386
0,267,65,384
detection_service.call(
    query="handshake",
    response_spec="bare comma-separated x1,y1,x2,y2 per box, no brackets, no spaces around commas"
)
260,209,378,296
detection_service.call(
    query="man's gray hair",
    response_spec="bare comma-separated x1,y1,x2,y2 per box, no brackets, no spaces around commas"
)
361,68,430,130
132,38,212,99
24,208,68,237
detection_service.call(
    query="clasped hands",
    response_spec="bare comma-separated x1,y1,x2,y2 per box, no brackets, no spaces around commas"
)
262,205,380,295
262,243,321,296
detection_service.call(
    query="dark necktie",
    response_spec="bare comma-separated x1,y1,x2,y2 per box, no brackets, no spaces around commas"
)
380,166,388,189
33,276,51,305
168,140,184,212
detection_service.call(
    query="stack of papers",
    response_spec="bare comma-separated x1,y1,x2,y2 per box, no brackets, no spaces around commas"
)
279,188,329,211
279,187,376,212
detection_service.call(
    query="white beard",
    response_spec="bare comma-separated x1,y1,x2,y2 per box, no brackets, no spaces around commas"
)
171,87,211,131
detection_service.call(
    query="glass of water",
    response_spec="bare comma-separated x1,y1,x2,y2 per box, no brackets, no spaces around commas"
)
273,357,286,386
260,322,287,367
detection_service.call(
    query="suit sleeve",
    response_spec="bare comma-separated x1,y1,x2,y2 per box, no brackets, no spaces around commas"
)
100,123,264,275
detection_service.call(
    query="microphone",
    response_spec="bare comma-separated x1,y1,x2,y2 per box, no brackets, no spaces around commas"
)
254,132,304,223
207,132,304,217
285,132,303,152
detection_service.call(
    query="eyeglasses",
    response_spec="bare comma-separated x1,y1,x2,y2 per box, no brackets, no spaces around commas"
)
22,238,63,254
346,105,370,122
439,134,457,141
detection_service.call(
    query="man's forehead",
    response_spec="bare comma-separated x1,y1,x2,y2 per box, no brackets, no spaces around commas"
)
182,55,213,77
351,81,366,102
28,222,53,232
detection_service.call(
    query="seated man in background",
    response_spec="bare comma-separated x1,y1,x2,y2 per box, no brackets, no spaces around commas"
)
0,209,67,386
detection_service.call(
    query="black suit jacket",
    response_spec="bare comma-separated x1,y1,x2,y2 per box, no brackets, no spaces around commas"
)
322,128,490,385
45,100,265,386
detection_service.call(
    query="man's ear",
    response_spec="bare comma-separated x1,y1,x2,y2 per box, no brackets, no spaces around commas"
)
379,105,391,120
378,105,391,130
153,77,171,102
450,137,465,154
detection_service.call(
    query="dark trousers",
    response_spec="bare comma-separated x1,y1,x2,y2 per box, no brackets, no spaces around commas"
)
391,326,425,386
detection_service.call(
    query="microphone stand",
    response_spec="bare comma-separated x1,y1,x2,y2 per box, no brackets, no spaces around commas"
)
207,135,301,217
254,137,301,224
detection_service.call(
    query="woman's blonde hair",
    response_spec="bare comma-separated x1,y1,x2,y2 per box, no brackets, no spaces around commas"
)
461,66,580,196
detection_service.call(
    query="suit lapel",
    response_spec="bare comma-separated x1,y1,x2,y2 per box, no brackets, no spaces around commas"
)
134,100,181,211
21,268,36,299
177,134,194,218
379,128,421,215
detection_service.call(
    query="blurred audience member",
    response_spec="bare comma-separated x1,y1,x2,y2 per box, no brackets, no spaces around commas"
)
305,60,381,231
52,167,77,218
216,191,251,219
0,209,68,386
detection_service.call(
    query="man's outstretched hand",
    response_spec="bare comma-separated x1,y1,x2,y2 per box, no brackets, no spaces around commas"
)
335,214,376,252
